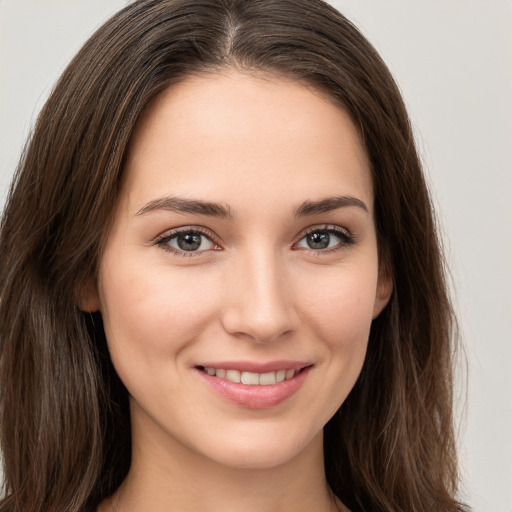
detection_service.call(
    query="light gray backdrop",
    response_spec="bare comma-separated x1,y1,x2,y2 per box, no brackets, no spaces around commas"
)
1,1,511,510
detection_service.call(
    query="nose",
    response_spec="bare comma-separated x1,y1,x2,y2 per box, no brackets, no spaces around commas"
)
220,249,299,344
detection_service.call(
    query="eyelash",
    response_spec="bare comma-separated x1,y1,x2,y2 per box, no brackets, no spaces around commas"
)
154,225,355,257
155,227,220,257
295,225,355,253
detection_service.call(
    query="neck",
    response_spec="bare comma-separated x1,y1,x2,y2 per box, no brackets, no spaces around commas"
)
101,407,343,512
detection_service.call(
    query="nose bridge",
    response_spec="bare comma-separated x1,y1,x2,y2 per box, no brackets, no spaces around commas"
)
221,246,297,343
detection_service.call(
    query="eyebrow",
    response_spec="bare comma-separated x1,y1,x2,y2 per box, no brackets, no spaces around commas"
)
135,194,368,218
136,196,233,218
294,196,369,216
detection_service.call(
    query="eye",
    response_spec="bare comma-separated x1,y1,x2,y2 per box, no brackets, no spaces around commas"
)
156,229,219,255
295,226,353,251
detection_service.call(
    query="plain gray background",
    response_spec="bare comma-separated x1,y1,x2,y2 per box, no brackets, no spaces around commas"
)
1,1,511,510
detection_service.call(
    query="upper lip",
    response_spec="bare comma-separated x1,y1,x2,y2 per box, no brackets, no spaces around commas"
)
195,361,312,373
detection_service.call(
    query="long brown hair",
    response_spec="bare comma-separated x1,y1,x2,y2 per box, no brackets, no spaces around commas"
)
0,1,467,510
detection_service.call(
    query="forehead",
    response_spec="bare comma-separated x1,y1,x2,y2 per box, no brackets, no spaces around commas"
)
122,71,373,215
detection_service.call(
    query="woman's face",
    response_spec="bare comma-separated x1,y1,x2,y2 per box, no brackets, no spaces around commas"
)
86,71,391,469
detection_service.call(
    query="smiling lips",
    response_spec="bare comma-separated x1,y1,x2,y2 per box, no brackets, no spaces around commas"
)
202,367,297,385
196,362,312,409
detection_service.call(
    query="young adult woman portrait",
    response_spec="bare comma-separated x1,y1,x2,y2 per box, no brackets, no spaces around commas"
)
0,0,478,511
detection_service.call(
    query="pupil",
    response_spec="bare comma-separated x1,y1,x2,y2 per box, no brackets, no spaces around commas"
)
307,232,330,249
177,233,201,251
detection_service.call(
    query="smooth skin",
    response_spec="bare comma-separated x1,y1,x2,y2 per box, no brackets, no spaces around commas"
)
89,71,392,512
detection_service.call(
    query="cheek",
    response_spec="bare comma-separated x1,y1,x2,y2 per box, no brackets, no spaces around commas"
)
289,262,379,429
98,256,220,374
299,263,378,352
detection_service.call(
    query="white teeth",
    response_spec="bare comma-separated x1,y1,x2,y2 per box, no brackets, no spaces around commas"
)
241,371,260,385
259,372,277,385
203,367,299,385
225,369,241,383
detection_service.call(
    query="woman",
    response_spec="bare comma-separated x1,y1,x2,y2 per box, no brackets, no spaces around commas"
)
0,0,468,511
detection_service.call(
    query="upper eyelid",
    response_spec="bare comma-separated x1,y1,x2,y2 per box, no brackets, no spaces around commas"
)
153,224,353,249
154,225,219,244
294,224,352,240
292,225,355,253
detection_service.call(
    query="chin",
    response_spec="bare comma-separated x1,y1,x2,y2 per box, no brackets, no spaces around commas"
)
194,423,322,471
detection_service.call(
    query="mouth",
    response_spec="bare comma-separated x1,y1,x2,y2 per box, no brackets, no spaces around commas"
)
195,362,313,409
197,366,302,385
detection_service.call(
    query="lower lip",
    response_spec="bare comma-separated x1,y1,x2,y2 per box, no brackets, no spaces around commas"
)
196,367,311,409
